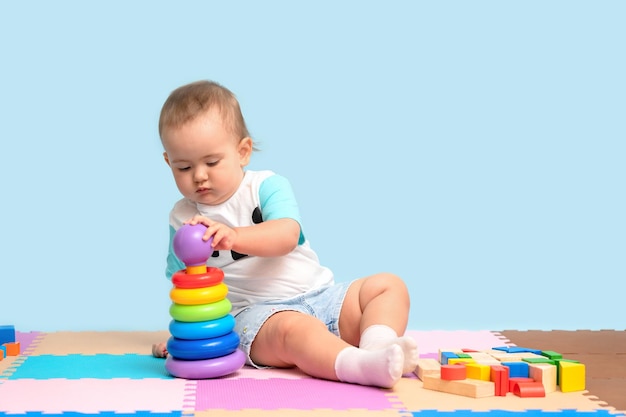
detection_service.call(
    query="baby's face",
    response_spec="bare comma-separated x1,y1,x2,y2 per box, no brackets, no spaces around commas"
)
162,109,252,205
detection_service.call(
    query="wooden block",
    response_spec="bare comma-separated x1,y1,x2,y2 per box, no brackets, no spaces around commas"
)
513,381,546,397
523,357,555,365
509,377,534,392
422,374,495,398
415,358,441,380
490,365,510,396
509,352,546,360
560,361,586,392
507,346,543,355
502,361,529,378
3,341,20,356
466,363,491,381
541,350,563,360
468,352,501,364
440,351,459,365
441,364,467,380
529,363,557,393
448,358,475,365
489,352,524,362
0,325,16,345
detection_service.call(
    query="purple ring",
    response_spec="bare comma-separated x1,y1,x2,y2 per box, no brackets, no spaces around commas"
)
165,349,246,379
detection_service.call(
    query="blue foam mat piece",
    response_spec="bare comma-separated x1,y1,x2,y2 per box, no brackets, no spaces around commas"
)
7,354,171,380
412,411,625,417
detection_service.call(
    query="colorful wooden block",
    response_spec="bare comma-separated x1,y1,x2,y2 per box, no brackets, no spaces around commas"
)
507,346,543,355
448,358,475,365
513,381,546,397
467,352,500,365
3,341,20,356
509,377,534,392
440,351,459,365
523,357,555,365
466,363,491,381
441,364,467,380
529,363,557,393
560,361,586,392
415,358,441,380
502,361,529,378
0,325,16,345
422,374,495,398
541,350,562,360
490,365,510,396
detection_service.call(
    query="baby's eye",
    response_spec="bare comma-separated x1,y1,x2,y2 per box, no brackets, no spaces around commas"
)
207,160,219,167
177,166,191,172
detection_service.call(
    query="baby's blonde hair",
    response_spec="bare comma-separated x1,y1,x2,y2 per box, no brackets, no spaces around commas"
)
159,80,250,142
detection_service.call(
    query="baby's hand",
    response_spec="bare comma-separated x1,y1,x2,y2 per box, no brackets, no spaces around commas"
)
152,342,168,358
186,216,238,251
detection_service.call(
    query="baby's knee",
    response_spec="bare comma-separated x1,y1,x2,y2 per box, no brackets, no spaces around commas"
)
368,272,408,294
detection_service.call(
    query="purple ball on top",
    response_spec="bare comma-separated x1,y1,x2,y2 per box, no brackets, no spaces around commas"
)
173,223,214,266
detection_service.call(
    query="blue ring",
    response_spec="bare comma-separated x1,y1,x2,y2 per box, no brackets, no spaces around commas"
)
169,315,235,340
167,331,240,360
166,349,245,379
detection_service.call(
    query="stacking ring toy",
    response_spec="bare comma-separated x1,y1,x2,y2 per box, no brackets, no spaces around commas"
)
169,315,236,340
165,348,246,379
169,298,232,322
172,267,224,289
166,331,240,360
170,283,228,305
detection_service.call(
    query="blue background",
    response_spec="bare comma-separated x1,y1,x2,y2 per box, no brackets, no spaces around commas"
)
1,1,624,332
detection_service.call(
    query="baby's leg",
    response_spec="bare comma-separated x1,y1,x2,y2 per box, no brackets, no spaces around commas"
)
339,274,419,375
251,311,403,388
360,325,418,374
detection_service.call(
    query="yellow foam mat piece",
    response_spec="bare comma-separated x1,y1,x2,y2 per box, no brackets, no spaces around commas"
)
390,378,615,412
27,331,170,355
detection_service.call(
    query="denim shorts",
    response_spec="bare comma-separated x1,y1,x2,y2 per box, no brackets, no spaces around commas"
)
233,281,352,368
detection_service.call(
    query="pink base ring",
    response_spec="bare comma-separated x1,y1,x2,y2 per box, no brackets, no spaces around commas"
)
165,349,246,379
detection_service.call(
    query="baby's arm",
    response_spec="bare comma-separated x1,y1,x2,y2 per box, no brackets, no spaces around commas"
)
187,216,300,257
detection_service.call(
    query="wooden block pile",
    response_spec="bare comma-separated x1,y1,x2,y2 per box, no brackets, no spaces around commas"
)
415,345,585,398
0,325,21,360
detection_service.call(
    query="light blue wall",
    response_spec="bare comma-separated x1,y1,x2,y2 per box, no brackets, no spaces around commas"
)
1,1,624,332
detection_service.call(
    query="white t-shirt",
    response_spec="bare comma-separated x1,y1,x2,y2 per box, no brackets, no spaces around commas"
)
166,170,335,316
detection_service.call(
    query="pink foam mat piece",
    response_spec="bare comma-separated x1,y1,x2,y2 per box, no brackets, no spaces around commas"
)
194,378,395,410
0,378,190,413
228,366,310,380
405,330,510,354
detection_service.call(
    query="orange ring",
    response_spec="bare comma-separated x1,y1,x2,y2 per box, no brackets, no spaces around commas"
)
172,267,224,289
170,283,228,305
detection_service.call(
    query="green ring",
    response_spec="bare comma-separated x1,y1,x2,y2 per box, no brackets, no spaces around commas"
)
169,298,232,322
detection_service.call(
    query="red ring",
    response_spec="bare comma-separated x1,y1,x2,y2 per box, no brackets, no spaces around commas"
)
172,267,224,289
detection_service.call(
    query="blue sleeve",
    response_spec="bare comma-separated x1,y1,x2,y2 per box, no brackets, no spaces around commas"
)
166,225,185,279
259,174,305,245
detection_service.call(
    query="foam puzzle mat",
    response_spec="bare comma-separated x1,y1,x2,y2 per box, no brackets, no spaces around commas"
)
1,330,624,416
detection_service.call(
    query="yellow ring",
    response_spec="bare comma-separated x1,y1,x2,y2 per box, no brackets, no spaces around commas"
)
170,283,228,305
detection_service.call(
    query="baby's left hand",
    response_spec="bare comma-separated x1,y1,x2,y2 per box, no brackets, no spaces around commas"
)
152,342,168,358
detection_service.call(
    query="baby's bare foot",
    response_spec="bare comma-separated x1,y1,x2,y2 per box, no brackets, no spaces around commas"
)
152,342,168,358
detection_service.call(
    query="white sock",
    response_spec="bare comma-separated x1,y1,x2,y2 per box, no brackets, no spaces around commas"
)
334,345,404,388
360,325,419,375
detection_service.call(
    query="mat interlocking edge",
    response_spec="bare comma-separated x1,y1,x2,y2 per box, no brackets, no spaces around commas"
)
0,330,624,416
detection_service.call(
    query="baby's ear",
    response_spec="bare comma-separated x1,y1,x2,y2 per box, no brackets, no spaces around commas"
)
238,137,253,165
163,152,171,166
